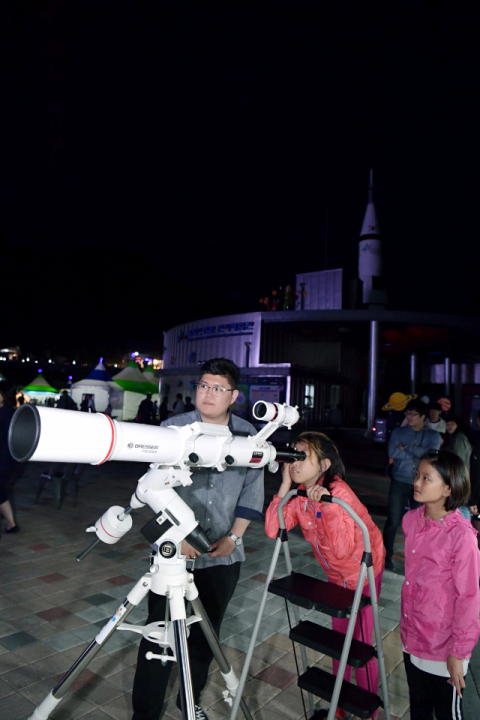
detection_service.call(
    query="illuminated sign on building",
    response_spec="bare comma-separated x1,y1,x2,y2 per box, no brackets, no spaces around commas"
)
178,321,254,342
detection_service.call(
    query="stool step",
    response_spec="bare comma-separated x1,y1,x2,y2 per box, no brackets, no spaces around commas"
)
290,621,375,667
268,573,369,618
298,666,381,719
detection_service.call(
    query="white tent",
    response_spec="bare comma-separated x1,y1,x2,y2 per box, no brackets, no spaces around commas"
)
142,368,159,391
71,362,117,412
111,361,159,421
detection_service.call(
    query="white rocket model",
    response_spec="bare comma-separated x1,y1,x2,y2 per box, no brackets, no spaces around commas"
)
358,170,383,305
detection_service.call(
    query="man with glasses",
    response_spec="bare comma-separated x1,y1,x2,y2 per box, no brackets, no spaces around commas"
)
132,358,264,720
383,399,441,570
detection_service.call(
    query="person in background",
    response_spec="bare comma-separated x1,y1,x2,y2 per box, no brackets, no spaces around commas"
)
137,393,154,424
184,395,195,412
0,381,20,534
402,450,480,719
173,392,185,415
470,411,480,546
159,396,169,423
57,390,77,410
383,399,441,570
425,402,446,433
444,416,472,520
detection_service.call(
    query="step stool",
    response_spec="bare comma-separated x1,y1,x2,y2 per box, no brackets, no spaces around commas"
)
230,491,391,720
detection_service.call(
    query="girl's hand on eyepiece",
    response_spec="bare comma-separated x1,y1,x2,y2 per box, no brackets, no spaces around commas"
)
447,655,466,697
277,463,293,499
306,485,331,504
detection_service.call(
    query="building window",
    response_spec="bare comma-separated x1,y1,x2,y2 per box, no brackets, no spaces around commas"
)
305,383,314,409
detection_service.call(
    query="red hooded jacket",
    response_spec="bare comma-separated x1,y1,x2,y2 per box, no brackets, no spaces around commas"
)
265,476,385,590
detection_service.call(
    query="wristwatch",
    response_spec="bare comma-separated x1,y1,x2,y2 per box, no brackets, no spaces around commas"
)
228,532,243,546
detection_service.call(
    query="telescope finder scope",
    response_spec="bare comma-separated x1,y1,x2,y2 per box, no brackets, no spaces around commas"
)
252,401,299,428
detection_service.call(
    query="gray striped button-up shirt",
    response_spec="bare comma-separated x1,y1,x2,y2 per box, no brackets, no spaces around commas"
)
161,410,264,568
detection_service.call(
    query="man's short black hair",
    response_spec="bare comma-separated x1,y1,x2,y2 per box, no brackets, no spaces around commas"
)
429,402,442,412
406,399,428,418
199,358,240,390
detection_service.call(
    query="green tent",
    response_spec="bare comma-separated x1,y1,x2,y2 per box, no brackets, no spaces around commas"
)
111,361,154,395
22,373,57,394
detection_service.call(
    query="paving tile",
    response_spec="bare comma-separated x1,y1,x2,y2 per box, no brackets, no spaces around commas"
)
107,575,134,586
0,676,14,698
28,622,65,640
255,664,297,689
0,631,37,651
0,690,36,720
43,630,85,652
37,606,72,621
76,606,113,623
49,694,96,719
39,573,69,583
12,640,57,664
83,593,119,607
98,691,133,719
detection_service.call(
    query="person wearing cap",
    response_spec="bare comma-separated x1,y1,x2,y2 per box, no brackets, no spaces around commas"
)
383,399,441,570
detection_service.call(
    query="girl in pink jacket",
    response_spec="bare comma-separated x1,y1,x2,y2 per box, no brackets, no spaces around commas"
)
265,432,385,718
402,449,480,720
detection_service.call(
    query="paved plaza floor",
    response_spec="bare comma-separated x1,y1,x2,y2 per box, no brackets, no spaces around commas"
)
1,456,479,720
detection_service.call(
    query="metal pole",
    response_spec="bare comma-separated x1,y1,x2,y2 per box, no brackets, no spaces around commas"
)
410,354,417,395
367,320,379,436
444,357,451,396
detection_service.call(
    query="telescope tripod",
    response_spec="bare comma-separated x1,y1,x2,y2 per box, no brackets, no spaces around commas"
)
27,550,253,720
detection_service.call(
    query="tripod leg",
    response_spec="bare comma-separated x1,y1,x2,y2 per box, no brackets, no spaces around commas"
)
174,618,196,720
27,575,152,720
191,596,253,720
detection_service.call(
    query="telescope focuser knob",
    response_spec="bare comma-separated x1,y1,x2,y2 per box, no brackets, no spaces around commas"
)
188,453,199,464
225,455,235,466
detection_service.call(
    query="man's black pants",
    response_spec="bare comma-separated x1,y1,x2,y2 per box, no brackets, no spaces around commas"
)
404,653,464,719
132,562,241,720
383,479,422,561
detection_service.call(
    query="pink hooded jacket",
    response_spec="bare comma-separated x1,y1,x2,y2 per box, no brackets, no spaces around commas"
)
401,506,480,661
265,476,385,590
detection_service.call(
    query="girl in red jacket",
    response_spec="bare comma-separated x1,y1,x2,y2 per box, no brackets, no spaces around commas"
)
402,450,480,720
265,432,385,717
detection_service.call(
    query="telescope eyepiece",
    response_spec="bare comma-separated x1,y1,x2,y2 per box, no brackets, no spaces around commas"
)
274,447,307,463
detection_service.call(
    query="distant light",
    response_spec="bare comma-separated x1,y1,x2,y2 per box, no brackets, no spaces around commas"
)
100,357,103,363
35,360,38,363
38,368,42,373
26,357,30,361
131,352,135,358
73,361,76,365
68,375,73,380
372,426,376,432
114,364,117,367
135,352,139,356
22,359,25,363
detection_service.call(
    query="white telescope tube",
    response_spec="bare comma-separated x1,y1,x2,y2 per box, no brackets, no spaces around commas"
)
8,406,186,465
9,404,280,470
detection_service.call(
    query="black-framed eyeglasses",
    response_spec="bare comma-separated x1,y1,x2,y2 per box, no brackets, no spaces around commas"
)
406,411,420,417
196,382,234,397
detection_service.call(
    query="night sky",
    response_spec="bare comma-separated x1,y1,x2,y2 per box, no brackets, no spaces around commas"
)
2,1,479,360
